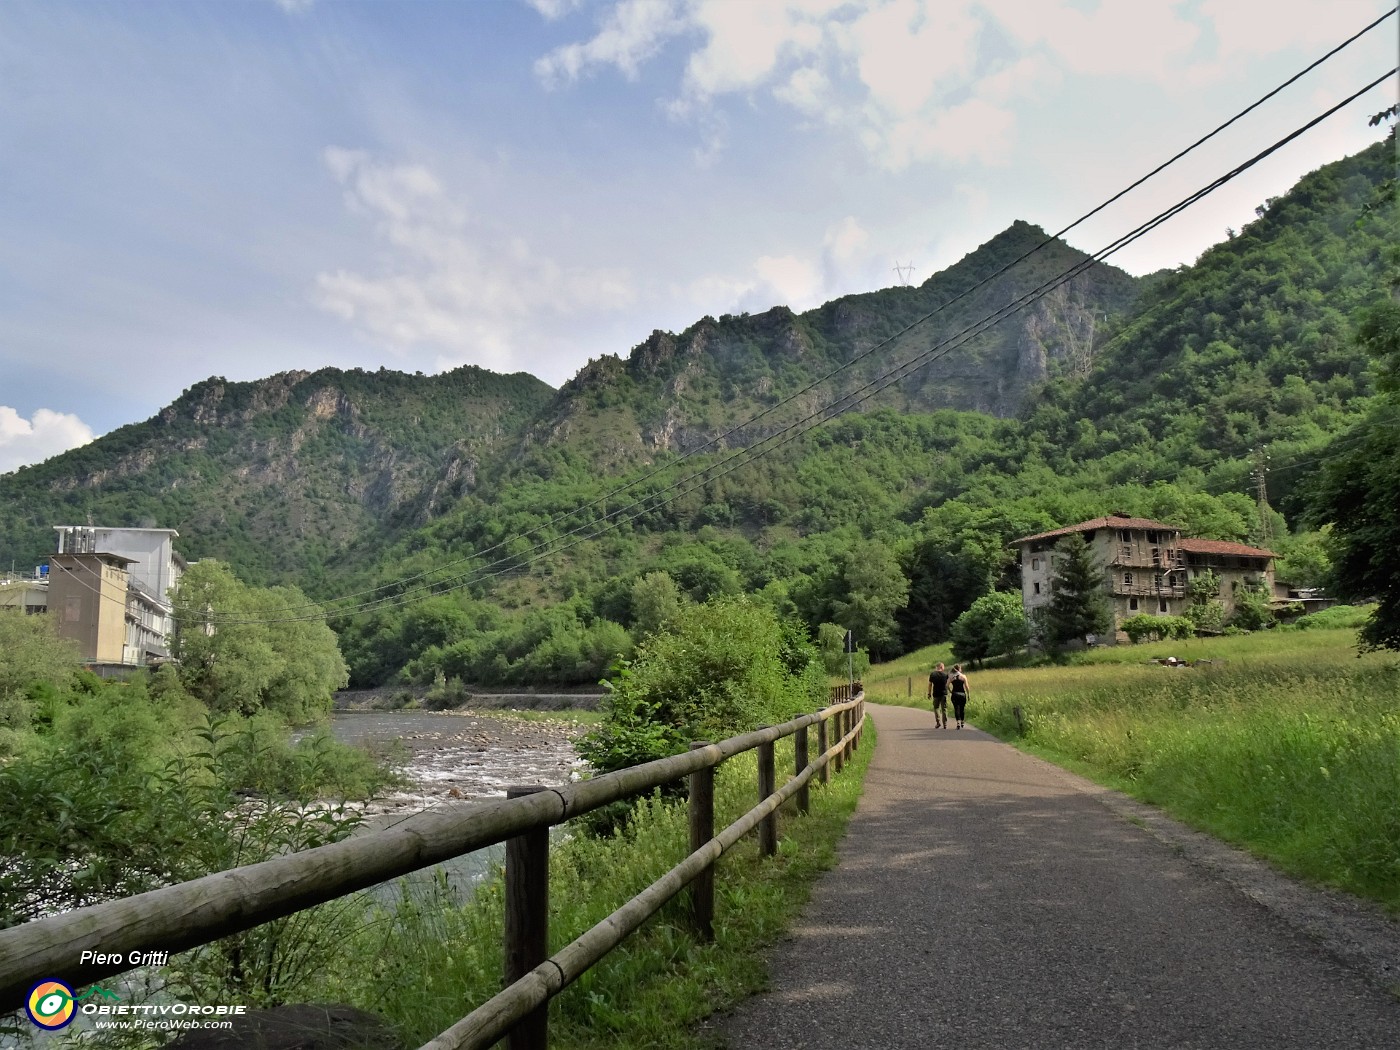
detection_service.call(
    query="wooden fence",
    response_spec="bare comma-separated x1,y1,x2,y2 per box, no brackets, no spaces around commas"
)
0,692,866,1049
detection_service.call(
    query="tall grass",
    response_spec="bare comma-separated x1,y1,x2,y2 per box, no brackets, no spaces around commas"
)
941,628,1400,911
316,729,873,1048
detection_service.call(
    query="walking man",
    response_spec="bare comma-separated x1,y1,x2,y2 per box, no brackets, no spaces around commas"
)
927,662,950,729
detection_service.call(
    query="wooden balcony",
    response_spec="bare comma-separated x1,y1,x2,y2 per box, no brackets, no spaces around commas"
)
1109,583,1186,599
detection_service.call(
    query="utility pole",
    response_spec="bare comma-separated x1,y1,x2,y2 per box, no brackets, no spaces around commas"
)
1251,446,1273,545
892,261,916,286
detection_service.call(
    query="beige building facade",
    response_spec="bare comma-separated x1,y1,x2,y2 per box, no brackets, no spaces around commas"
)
48,552,135,664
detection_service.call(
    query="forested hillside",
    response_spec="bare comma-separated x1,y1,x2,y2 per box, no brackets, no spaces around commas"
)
0,366,554,584
2,133,1394,686
328,136,1394,685
1027,137,1397,517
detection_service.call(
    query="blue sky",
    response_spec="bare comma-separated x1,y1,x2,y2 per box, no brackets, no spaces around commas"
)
1,0,1395,472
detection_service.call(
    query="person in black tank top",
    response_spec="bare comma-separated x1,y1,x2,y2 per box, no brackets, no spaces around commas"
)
949,664,971,728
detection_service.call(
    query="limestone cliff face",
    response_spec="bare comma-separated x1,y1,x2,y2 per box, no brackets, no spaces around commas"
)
517,222,1139,467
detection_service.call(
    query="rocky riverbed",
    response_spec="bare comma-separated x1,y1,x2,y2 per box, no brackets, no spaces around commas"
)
327,709,590,819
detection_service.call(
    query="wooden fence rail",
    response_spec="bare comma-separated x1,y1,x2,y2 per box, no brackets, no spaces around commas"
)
0,693,866,1043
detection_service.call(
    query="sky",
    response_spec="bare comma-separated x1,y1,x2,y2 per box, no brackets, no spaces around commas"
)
1,0,1395,473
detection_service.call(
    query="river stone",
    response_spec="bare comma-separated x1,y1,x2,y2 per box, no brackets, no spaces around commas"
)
167,1004,401,1050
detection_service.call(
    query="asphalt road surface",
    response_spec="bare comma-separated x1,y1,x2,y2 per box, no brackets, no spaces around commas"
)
717,703,1400,1049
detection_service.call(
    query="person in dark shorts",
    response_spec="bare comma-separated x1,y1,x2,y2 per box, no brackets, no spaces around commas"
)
927,662,950,729
950,664,971,729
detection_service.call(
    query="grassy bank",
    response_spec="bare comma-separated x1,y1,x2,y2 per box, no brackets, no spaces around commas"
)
315,726,873,1049
870,629,1400,911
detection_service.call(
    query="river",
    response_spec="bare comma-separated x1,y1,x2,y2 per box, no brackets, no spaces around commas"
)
324,707,590,898
326,708,587,813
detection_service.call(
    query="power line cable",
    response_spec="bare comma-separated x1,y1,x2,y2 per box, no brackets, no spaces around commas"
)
165,67,1399,625
306,59,1400,624
251,8,1397,620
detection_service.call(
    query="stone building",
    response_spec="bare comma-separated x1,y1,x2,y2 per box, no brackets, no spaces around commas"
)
1012,513,1276,643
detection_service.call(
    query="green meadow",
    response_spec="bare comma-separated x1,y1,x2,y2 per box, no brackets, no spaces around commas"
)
865,624,1400,911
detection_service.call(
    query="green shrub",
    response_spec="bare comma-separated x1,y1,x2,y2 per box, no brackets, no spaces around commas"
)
581,598,826,777
1295,604,1372,631
318,731,874,1048
1120,614,1194,644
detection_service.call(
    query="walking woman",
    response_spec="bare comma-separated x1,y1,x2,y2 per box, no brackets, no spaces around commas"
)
950,664,971,729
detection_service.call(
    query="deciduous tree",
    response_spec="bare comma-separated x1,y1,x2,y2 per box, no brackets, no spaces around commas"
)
172,561,347,722
950,592,1027,665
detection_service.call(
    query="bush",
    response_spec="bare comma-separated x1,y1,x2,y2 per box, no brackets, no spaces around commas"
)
1227,576,1275,631
816,622,870,679
950,592,1028,664
1120,614,1194,644
1295,604,1372,631
423,670,471,710
580,598,826,778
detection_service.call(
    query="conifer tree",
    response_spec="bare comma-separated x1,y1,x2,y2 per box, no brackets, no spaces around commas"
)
1045,533,1111,649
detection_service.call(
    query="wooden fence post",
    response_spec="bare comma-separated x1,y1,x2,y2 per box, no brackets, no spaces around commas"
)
834,709,845,774
505,786,549,1050
688,742,714,942
817,715,829,786
794,724,809,815
757,731,777,857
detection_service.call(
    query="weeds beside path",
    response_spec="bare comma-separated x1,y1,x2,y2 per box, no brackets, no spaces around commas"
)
315,725,874,1050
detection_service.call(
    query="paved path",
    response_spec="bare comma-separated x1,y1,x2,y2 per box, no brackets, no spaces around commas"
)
718,704,1400,1049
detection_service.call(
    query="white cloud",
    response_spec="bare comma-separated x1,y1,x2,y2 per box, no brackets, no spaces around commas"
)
272,0,316,15
679,0,834,99
982,0,1200,82
823,215,869,267
525,0,585,20
0,407,95,474
683,215,879,314
534,0,687,86
1198,0,1384,61
313,148,635,370
839,0,980,117
754,253,824,306
537,0,1042,170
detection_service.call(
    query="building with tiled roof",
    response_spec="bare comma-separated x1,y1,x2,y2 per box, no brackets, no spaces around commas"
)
1011,513,1277,643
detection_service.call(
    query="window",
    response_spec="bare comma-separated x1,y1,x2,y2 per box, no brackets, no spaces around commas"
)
1031,558,1039,571
1124,573,1133,586
1146,531,1158,543
1129,598,1139,611
1119,529,1131,543
1159,599,1168,613
1033,582,1041,595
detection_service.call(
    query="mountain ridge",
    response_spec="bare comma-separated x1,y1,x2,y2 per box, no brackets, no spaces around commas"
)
1,133,1393,660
